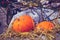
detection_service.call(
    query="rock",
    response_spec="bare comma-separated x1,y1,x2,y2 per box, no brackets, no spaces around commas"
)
0,7,7,34
8,8,40,28
42,8,59,20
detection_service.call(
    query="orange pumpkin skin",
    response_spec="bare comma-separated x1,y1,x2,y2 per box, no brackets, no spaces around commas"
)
36,21,54,32
12,15,34,32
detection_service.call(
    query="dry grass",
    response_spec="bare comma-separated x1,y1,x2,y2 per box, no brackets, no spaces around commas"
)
0,20,60,40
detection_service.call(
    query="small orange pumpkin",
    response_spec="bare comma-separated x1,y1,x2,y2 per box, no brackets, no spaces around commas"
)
12,15,34,32
36,21,54,32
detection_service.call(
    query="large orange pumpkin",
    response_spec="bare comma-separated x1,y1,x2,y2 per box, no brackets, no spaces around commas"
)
36,21,54,32
12,15,34,32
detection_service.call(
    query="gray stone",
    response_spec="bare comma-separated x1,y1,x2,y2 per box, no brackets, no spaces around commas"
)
0,7,7,34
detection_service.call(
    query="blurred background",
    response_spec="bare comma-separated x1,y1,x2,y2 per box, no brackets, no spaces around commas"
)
0,0,60,40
